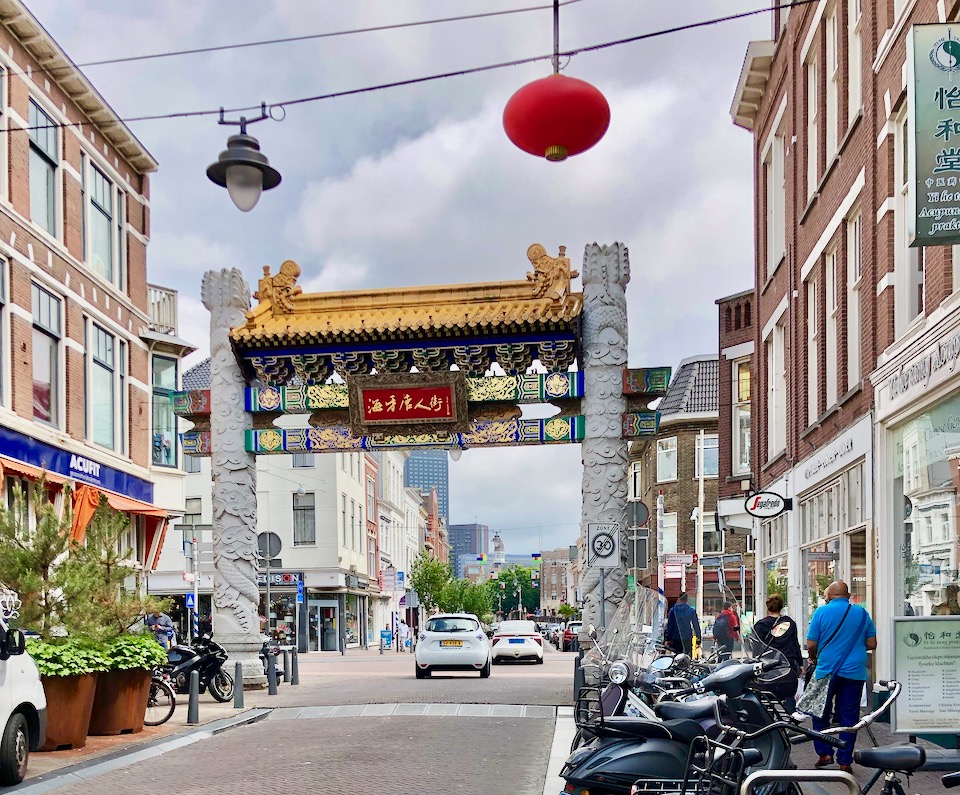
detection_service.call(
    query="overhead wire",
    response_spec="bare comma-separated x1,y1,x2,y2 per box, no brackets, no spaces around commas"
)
1,0,821,135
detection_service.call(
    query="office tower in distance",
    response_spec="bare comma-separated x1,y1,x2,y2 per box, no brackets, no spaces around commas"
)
448,523,490,577
404,450,449,528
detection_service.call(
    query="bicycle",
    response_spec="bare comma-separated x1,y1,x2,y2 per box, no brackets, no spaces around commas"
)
143,670,176,727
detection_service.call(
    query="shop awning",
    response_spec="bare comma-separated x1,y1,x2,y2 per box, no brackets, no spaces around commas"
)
0,455,67,485
70,484,169,545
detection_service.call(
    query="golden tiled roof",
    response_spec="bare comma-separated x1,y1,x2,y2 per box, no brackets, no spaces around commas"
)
232,246,582,347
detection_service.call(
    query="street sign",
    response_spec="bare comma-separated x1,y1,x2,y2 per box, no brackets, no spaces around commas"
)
185,593,196,610
587,522,620,568
183,572,195,583
297,580,304,595
397,571,406,588
297,592,304,604
628,501,650,527
664,553,695,565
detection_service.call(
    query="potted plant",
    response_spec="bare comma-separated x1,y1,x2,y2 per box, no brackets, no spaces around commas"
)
0,480,106,750
87,634,167,735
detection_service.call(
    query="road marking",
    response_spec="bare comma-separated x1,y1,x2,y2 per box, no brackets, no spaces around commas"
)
543,706,576,795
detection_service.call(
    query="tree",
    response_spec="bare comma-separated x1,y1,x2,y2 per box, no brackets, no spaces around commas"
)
487,565,539,617
558,603,578,621
409,554,452,612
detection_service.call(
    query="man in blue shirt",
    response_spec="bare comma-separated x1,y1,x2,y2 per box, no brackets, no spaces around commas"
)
665,592,702,656
806,581,877,773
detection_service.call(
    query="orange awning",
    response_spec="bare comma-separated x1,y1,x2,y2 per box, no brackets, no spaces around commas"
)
101,491,168,518
0,455,67,484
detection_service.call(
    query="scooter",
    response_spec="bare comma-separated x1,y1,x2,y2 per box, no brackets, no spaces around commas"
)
561,659,807,795
163,634,234,702
260,638,283,685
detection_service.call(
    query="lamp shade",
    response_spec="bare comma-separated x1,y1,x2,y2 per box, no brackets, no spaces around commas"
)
503,74,610,161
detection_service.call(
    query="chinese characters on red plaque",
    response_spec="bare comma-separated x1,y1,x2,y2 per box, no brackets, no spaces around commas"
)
360,385,455,424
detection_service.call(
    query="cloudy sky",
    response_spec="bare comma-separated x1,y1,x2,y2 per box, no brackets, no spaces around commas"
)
36,1,766,556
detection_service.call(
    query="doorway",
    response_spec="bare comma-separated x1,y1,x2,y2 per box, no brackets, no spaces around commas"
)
308,599,339,651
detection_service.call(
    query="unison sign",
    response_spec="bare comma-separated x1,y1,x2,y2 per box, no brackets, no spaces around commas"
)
743,492,791,519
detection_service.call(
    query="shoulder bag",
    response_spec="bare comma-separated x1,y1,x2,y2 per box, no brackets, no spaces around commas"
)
796,605,865,719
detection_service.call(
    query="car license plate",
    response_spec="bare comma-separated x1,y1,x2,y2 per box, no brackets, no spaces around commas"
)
508,638,524,644
440,640,462,647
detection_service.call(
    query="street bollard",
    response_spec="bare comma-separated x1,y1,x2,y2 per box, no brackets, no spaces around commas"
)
233,661,244,709
282,649,291,683
267,652,278,695
380,638,384,655
291,648,300,686
187,669,200,724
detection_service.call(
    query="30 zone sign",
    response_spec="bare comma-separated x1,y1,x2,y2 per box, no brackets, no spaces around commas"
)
743,492,788,519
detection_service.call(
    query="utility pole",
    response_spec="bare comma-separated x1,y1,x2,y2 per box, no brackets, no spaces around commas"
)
696,429,705,622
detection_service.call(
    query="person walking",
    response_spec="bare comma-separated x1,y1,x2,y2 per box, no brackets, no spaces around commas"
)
665,592,702,656
147,610,175,649
712,601,741,661
753,593,803,711
805,580,877,773
398,619,411,652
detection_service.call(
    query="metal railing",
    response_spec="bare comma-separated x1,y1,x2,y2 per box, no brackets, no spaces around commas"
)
148,284,178,335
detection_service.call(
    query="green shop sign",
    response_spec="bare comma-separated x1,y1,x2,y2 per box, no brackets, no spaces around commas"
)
910,24,960,246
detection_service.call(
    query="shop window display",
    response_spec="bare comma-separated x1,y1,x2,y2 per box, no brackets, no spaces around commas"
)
344,593,359,646
260,593,298,645
893,395,960,617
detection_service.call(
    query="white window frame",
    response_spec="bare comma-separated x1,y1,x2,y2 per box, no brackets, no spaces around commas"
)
825,2,839,163
760,102,787,281
661,512,678,555
807,275,819,425
31,283,62,428
85,163,126,292
825,246,839,407
630,461,643,500
183,455,201,474
767,320,787,458
847,210,862,388
293,491,316,545
151,355,178,467
0,260,6,408
695,434,719,479
807,53,819,197
89,323,121,451
292,452,314,468
28,98,59,239
657,437,678,483
847,0,861,125
894,112,923,336
733,359,751,475
702,512,723,554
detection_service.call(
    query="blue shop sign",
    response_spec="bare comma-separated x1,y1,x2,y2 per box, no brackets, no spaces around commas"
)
0,424,153,503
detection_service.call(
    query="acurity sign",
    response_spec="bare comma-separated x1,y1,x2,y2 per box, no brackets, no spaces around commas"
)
910,25,960,245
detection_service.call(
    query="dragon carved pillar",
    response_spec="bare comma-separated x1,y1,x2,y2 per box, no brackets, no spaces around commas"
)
579,243,630,635
202,268,265,685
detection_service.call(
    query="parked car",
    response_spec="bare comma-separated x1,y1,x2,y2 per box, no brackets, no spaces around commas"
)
414,613,491,679
545,623,562,646
561,620,583,652
0,622,46,785
491,620,544,664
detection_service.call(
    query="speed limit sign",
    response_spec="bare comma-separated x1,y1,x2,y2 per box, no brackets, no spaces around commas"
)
587,522,620,569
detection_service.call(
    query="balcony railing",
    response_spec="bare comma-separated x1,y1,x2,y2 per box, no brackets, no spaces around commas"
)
148,284,178,335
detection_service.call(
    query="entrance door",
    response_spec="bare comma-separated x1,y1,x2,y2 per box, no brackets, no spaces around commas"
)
307,600,339,652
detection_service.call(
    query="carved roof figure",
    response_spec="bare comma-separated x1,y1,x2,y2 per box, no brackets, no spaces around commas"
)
526,244,580,303
253,260,303,314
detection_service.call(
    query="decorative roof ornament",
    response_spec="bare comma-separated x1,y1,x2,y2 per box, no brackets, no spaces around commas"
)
0,587,21,627
253,260,302,314
526,244,579,303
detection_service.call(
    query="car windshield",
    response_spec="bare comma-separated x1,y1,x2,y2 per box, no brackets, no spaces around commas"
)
497,620,537,635
426,617,479,633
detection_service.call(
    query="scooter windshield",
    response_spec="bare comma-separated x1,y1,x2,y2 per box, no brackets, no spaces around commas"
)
582,586,666,670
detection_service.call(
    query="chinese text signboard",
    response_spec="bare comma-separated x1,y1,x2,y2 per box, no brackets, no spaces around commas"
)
361,385,455,424
348,373,468,436
910,25,960,246
892,616,960,734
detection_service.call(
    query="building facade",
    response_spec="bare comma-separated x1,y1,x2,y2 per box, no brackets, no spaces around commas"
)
729,0,960,678
404,450,449,528
448,522,489,577
0,2,190,574
538,546,575,619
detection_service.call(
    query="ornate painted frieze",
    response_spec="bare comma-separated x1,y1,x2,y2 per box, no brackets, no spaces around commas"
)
623,367,672,397
622,411,661,438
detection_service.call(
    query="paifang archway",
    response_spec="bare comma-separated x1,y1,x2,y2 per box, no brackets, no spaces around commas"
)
172,242,668,679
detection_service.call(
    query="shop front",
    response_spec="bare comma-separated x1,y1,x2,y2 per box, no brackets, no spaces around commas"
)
258,571,306,650
873,311,960,680
757,414,873,638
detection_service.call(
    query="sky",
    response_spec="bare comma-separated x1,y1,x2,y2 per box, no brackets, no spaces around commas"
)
34,1,767,557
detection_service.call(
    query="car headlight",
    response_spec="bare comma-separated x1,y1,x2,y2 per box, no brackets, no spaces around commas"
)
608,661,630,684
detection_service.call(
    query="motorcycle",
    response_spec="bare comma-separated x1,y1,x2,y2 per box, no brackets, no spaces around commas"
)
163,634,234,702
260,638,283,685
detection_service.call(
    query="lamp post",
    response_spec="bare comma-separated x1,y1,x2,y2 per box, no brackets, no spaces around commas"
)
206,104,281,212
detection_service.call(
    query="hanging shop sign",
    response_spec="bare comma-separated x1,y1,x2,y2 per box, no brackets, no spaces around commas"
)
892,616,960,734
256,571,303,587
743,491,792,519
348,372,468,435
909,24,960,246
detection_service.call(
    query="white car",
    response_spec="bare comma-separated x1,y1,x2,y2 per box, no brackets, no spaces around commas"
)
415,613,491,679
491,619,544,664
0,621,46,785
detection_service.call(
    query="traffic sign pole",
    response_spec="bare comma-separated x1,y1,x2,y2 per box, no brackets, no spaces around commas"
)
192,536,200,641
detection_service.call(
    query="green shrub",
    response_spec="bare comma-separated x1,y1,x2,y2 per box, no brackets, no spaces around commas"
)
26,637,109,678
103,633,168,671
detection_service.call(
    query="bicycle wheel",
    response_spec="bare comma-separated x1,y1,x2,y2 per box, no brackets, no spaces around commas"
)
144,679,176,726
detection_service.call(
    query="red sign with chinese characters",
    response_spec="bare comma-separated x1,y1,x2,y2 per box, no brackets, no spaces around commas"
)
360,385,456,424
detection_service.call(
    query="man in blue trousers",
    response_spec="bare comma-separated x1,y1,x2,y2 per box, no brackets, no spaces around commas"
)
665,592,702,656
806,580,877,773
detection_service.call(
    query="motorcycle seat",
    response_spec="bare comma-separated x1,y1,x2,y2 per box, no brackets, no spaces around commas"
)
854,745,926,772
655,698,718,722
600,717,706,746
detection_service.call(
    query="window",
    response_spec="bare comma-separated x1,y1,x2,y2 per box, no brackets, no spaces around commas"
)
702,512,722,554
0,262,5,406
807,275,819,425
847,212,862,388
767,321,787,457
847,0,861,123
351,500,356,549
31,284,60,426
28,100,57,235
695,434,719,478
764,132,786,277
183,455,201,474
341,494,347,546
90,167,114,282
91,325,116,449
661,512,678,555
292,453,314,468
293,492,316,545
368,546,376,577
895,113,923,335
733,360,751,475
657,438,678,482
366,477,376,518
825,3,839,163
152,356,177,466
183,497,202,525
825,247,839,406
806,54,818,196
630,461,642,500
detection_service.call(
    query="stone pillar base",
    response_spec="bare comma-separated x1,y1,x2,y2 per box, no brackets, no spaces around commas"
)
217,632,267,688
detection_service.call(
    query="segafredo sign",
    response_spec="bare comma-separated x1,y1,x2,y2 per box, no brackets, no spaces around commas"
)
744,491,790,519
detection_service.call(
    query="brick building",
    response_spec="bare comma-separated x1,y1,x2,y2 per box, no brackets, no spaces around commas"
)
729,0,960,677
0,2,190,572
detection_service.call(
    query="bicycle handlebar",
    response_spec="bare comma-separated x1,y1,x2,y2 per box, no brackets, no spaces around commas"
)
820,681,901,735
942,772,960,789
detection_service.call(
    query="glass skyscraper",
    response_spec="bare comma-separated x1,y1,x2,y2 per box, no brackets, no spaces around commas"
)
404,450,449,528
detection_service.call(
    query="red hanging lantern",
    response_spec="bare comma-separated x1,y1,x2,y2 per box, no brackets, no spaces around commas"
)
503,74,610,162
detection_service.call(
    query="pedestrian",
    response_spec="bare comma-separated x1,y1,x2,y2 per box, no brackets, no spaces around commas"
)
753,593,803,711
198,614,213,637
147,609,175,649
398,619,410,652
803,580,877,774
665,592,702,656
712,601,740,661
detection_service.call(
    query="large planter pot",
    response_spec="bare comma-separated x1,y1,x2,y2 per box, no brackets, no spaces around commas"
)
39,673,98,751
87,669,152,736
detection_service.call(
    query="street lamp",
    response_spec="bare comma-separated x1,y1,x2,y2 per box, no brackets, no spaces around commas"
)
206,104,281,212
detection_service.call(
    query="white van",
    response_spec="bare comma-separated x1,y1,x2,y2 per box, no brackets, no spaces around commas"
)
0,621,46,786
